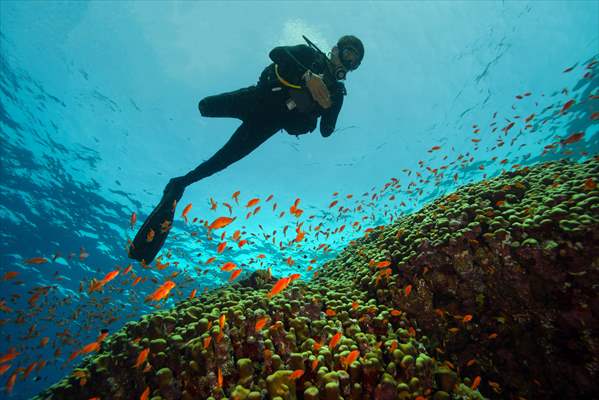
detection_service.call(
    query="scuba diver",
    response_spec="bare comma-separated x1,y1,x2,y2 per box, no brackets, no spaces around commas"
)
129,35,364,263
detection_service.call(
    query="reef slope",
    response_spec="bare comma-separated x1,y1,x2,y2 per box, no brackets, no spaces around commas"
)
35,158,599,400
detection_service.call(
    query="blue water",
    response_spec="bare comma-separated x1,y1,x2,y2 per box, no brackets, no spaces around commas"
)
0,1,597,398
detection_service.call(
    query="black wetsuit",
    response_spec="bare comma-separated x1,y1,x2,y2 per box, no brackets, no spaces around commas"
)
178,44,347,186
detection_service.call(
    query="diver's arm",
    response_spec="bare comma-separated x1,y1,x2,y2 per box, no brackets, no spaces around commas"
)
320,97,343,137
269,44,314,79
320,83,345,137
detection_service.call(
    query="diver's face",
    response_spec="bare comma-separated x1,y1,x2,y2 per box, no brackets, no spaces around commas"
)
330,46,359,80
330,47,348,80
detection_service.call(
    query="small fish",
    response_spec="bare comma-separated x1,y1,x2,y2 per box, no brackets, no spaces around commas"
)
229,269,242,282
220,262,237,271
560,132,584,145
0,364,11,375
217,367,223,388
0,349,19,364
376,260,391,268
232,190,240,204
145,281,176,302
267,277,291,299
255,317,268,331
216,242,227,254
560,99,575,114
140,386,150,400
181,203,192,223
134,348,150,368
325,309,336,317
289,369,304,380
329,331,342,349
24,257,49,265
203,336,212,349
471,375,481,390
245,198,260,208
208,216,235,230
2,271,18,281
80,341,100,354
404,284,412,297
311,358,319,371
342,349,360,369
462,314,473,323
130,212,137,229
219,314,226,330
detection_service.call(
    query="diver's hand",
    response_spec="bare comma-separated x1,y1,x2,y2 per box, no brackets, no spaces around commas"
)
303,71,331,109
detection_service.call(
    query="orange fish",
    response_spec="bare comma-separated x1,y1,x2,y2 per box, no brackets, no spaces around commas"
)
208,216,235,230
0,349,19,364
219,314,226,330
205,256,216,264
217,367,223,388
390,309,402,316
245,198,260,208
220,262,237,271
430,145,441,151
0,364,11,375
329,331,342,349
267,277,291,299
462,314,473,323
560,99,575,114
80,341,100,354
471,375,481,390
311,358,319,371
325,309,336,317
134,348,150,368
289,369,304,380
140,386,150,400
181,203,192,223
289,273,301,281
2,271,18,281
130,212,137,229
229,269,242,282
561,132,584,145
376,260,391,268
189,289,197,299
232,190,240,204
203,336,212,349
342,349,360,369
102,269,120,284
255,317,268,331
404,284,412,297
5,372,17,395
24,257,49,265
145,281,176,302
266,194,273,202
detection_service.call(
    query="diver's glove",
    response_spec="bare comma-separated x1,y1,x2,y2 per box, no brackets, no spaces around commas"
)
303,70,331,109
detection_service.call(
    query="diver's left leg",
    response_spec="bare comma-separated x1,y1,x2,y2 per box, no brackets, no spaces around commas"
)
165,117,282,193
198,86,262,120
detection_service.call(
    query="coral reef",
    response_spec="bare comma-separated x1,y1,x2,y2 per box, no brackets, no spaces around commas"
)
33,158,599,400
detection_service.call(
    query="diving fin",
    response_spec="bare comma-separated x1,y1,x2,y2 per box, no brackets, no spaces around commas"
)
128,183,185,264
